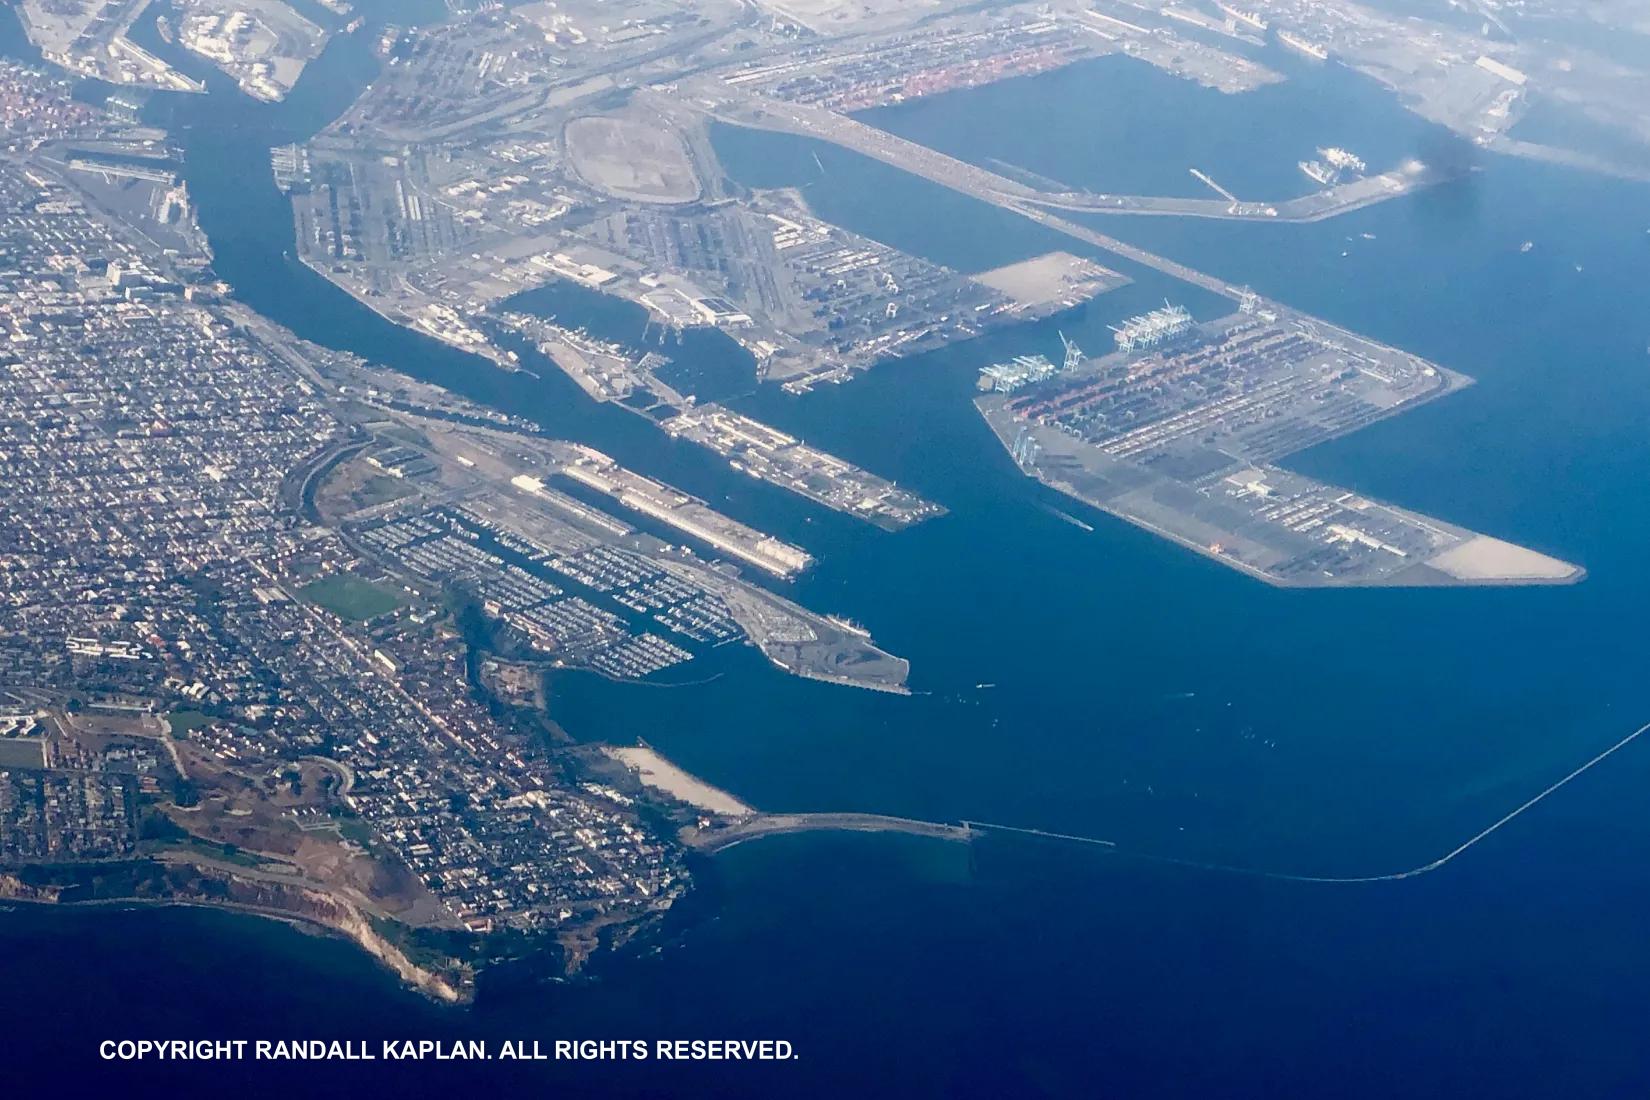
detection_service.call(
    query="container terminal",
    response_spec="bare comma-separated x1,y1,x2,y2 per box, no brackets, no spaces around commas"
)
1300,147,1367,187
493,315,946,534
662,405,946,532
977,300,1583,588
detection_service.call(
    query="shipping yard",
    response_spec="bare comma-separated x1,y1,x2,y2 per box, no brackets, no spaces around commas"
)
717,11,1106,112
487,313,948,534
288,117,1100,387
271,0,1406,401
261,0,1542,588
173,0,332,103
978,303,1582,587
261,0,1493,584
662,405,945,532
16,0,203,92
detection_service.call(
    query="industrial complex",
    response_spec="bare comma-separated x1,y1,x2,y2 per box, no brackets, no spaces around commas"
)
0,0,1627,1021
978,300,1582,587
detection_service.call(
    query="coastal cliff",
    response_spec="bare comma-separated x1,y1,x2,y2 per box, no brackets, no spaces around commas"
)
0,861,470,1003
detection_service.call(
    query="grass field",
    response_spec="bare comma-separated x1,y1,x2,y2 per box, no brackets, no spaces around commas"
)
337,818,377,846
300,574,406,621
156,834,269,869
165,710,216,737
0,738,45,767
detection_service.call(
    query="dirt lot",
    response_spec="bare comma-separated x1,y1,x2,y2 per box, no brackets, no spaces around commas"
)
565,114,701,204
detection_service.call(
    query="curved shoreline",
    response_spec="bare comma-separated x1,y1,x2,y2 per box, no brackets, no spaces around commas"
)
0,862,469,1003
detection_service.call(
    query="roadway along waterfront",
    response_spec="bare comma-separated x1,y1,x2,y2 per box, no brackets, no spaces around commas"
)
678,87,1250,300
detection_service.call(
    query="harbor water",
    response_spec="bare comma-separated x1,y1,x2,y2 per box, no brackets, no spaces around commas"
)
7,7,1650,1095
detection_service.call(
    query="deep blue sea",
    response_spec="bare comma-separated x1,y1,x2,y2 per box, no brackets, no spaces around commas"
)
7,5,1650,1096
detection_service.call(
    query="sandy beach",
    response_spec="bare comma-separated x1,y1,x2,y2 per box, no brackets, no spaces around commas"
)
606,746,754,817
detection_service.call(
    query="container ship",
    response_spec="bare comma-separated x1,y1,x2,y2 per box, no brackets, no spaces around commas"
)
1298,146,1366,186
1277,29,1330,61
978,353,1056,393
1215,3,1269,32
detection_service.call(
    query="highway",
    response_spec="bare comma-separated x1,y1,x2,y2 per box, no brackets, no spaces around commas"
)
1020,163,1446,222
678,86,1443,298
1003,200,1242,299
680,87,1248,300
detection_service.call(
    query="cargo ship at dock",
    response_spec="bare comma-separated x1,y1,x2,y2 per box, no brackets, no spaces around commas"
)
1298,147,1366,186
1215,3,1269,32
977,353,1056,393
826,615,872,639
1277,29,1330,61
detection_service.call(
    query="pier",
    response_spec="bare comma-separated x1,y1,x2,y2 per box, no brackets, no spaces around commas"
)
1188,167,1238,202
685,813,975,853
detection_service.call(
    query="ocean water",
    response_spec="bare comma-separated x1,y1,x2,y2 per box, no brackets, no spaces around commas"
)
8,10,1650,1095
